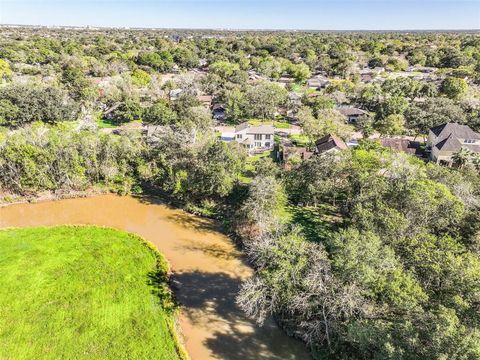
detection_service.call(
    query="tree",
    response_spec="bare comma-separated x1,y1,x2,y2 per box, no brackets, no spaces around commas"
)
287,63,311,82
375,95,409,120
0,84,79,127
110,98,143,123
375,113,405,136
303,95,335,117
356,114,375,137
61,62,95,101
147,131,245,203
0,99,19,126
0,59,12,81
143,100,177,125
405,98,466,135
472,154,480,173
298,106,352,143
452,147,473,169
131,68,151,87
245,82,287,119
209,61,241,80
440,77,468,99
224,88,247,122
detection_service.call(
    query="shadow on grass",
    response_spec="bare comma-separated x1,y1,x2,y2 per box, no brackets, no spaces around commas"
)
288,204,343,244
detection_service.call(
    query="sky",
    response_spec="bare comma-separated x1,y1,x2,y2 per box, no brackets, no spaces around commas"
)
0,0,479,30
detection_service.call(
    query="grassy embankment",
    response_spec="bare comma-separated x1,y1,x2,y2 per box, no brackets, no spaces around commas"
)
0,226,186,360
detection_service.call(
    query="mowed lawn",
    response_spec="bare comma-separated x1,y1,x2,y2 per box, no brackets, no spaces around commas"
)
0,226,184,360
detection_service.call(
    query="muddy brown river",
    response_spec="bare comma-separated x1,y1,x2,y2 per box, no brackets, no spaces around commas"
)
0,194,310,360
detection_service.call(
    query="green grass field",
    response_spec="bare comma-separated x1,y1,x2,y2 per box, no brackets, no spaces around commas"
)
0,226,185,360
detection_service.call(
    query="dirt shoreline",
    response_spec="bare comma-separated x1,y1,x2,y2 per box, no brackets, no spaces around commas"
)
0,188,109,208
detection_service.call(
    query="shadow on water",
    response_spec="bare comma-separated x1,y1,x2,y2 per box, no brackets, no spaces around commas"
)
172,270,310,360
133,193,221,234
178,242,242,262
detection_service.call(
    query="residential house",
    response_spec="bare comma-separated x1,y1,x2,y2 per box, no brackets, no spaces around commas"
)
315,134,348,154
307,76,329,90
427,122,480,165
280,146,314,170
278,75,295,84
288,92,303,107
379,138,424,158
338,107,369,123
197,95,213,108
360,73,373,83
361,66,385,75
234,122,275,152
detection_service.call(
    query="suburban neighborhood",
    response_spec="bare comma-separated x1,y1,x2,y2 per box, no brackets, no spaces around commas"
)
0,18,479,360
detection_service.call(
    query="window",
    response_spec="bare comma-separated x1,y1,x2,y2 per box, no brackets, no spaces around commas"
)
265,134,271,140
255,142,262,147
254,134,262,140
236,134,242,139
464,139,476,144
265,142,270,147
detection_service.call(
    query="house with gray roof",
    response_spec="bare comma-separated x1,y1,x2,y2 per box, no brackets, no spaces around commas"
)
427,122,480,165
234,122,275,153
337,107,369,123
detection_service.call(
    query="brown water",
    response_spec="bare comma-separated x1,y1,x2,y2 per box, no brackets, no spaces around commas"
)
0,195,310,360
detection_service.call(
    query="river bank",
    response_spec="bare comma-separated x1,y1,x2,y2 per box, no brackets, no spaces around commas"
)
0,195,311,360
0,187,109,208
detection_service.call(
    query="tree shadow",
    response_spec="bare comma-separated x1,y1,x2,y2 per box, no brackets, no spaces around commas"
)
178,242,243,262
172,270,311,360
288,205,342,244
133,194,221,234
165,212,220,234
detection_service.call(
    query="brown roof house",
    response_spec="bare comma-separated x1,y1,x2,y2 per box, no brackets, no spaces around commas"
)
427,122,480,165
315,134,348,154
197,95,213,108
280,146,314,169
379,138,424,157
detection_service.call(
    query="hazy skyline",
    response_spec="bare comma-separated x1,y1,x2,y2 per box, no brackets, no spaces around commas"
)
0,0,479,30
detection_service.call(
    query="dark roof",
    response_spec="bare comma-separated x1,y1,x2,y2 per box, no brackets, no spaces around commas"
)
213,104,225,111
434,134,462,151
315,134,348,153
435,134,480,152
430,123,480,153
380,138,423,156
338,107,369,117
430,122,480,140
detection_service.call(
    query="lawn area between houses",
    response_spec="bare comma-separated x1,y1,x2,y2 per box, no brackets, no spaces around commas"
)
0,226,185,360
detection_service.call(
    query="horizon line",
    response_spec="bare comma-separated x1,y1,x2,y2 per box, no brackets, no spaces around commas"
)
1,23,479,33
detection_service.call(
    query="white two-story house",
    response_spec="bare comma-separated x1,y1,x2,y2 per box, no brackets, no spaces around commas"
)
234,122,275,153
